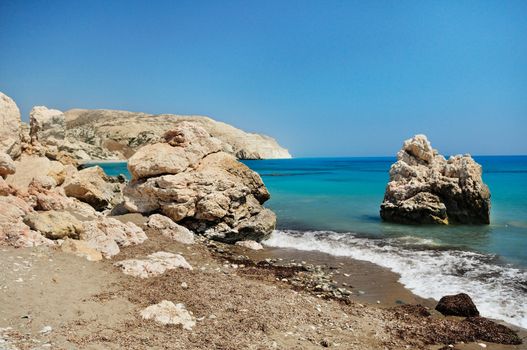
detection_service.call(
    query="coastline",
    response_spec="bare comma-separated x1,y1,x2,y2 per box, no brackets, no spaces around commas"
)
2,215,524,349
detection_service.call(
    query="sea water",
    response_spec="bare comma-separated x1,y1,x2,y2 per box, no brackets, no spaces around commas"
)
94,156,527,328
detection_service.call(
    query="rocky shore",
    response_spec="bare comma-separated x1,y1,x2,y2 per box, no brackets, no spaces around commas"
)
1,91,524,349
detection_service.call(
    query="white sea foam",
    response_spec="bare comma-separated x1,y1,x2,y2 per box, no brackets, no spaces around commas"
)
264,230,527,328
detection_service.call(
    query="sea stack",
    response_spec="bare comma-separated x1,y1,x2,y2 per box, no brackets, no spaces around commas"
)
380,134,491,225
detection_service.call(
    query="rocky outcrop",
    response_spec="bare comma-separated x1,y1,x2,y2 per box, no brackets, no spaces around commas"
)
380,135,491,225
62,108,290,160
435,293,480,317
0,153,16,179
29,106,66,145
123,123,276,243
0,92,21,158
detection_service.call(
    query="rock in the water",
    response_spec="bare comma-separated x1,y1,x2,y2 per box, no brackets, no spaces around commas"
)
380,135,491,225
29,106,66,145
146,214,194,244
435,293,480,317
123,123,276,243
235,240,264,250
60,238,103,261
0,152,16,179
23,210,83,240
62,166,119,210
140,300,196,330
0,92,21,158
114,251,192,278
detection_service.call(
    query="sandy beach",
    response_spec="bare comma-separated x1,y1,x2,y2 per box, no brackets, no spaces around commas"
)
1,214,525,349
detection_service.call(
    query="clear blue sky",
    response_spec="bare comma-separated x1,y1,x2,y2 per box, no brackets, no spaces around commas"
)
1,0,526,157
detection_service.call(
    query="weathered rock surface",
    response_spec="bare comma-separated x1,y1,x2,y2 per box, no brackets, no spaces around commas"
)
0,92,21,158
63,108,290,160
0,153,16,179
146,214,194,244
23,210,83,240
114,251,192,278
60,238,103,261
235,240,264,250
380,135,491,225
140,300,196,330
435,293,480,317
124,124,276,243
62,166,120,210
29,106,66,145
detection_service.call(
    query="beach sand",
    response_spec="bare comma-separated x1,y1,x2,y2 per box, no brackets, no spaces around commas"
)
1,226,525,349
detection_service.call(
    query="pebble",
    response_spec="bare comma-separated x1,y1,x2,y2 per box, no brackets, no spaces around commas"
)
39,326,52,334
181,282,188,289
478,344,487,348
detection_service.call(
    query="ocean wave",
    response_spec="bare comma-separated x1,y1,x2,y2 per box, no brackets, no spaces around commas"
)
263,230,527,328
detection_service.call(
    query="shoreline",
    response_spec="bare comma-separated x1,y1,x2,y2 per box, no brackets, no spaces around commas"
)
1,224,525,349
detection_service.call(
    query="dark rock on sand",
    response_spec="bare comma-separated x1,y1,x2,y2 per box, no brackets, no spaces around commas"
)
435,293,479,317
380,134,491,225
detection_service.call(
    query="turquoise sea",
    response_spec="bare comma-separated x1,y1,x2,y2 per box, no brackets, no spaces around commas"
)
95,156,527,328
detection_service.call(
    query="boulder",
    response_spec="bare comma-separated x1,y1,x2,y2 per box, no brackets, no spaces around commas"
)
29,106,66,145
235,240,264,250
6,155,66,190
140,300,196,330
23,210,83,240
380,135,491,225
123,123,275,243
0,92,21,158
128,122,222,180
60,238,103,261
81,216,147,248
114,251,192,278
0,195,52,247
0,153,16,179
79,221,121,259
62,166,119,210
435,293,480,317
146,214,194,244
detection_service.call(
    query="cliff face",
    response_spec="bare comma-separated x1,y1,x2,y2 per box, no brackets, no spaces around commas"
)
63,109,291,160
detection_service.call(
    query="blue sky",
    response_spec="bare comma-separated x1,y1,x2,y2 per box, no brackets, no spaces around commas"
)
1,0,526,157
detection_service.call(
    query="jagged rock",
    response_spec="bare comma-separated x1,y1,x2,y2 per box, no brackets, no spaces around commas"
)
29,106,66,145
235,240,264,250
380,135,491,225
114,251,192,278
63,108,290,160
62,166,119,210
0,195,52,247
0,92,21,158
23,210,83,239
79,221,121,258
435,293,480,317
82,216,147,247
0,152,16,179
60,238,103,261
140,300,196,330
123,125,276,243
146,214,194,244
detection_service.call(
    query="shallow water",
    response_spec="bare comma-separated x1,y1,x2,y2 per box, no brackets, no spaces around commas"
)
94,156,527,327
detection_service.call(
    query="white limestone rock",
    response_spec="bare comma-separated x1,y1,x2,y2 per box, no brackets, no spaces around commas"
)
29,106,66,146
140,300,196,330
0,92,21,158
114,251,192,278
146,214,194,244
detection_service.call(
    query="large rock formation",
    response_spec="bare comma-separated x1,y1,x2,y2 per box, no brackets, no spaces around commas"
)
29,106,66,145
123,122,276,242
380,135,491,225
63,108,291,160
0,92,22,158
